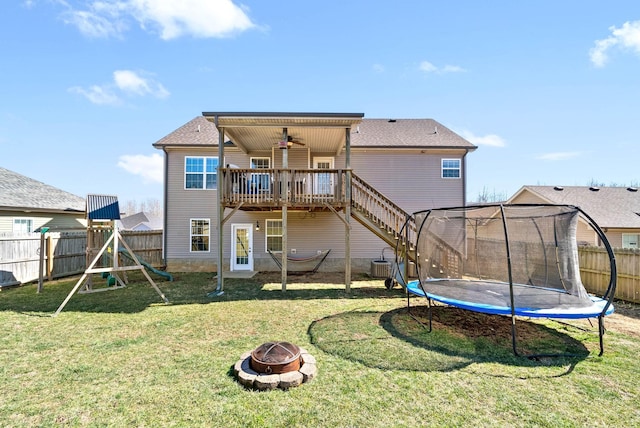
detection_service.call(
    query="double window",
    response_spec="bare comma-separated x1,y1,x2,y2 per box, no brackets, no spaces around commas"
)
190,219,210,252
441,159,461,178
265,219,283,253
185,157,218,189
13,218,33,234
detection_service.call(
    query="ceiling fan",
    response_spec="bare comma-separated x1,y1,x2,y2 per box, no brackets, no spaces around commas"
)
275,135,305,149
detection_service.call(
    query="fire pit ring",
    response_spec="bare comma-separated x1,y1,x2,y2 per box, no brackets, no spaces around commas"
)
250,341,301,374
234,342,317,390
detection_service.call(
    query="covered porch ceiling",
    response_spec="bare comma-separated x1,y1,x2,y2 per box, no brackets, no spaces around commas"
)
202,112,365,155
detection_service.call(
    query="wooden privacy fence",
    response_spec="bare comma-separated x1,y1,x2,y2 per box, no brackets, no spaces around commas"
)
0,230,163,288
579,246,640,304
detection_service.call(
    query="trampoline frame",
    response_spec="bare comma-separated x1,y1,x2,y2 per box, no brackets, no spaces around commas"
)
400,203,617,358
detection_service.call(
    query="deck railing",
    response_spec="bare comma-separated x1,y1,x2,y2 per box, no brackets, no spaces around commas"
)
351,173,416,254
221,168,348,208
220,167,416,253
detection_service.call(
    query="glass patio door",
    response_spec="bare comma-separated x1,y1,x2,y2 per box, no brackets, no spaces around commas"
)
313,157,334,195
231,224,253,271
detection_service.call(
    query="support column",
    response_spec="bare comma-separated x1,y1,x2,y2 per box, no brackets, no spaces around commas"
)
281,128,288,291
216,124,225,295
345,128,351,292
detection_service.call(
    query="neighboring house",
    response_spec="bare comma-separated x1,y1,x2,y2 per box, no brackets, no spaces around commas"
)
0,166,86,234
153,112,476,287
118,211,163,231
508,185,640,249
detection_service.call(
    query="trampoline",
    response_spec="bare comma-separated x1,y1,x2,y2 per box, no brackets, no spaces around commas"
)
402,204,617,357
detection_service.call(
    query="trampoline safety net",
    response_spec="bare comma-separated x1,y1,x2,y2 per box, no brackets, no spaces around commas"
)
413,204,605,310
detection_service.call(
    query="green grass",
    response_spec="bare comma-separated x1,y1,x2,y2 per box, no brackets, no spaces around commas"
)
1,271,639,427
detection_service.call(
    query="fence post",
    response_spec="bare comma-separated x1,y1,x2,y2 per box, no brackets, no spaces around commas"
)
36,227,49,293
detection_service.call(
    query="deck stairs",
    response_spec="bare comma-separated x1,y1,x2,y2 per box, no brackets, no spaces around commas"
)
350,173,417,263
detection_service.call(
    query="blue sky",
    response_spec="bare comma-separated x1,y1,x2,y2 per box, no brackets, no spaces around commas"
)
1,1,639,207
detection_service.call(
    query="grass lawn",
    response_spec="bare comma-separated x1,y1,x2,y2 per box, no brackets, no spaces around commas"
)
1,271,639,427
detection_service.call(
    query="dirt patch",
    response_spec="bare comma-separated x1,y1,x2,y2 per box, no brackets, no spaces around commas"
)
259,271,640,339
604,301,640,338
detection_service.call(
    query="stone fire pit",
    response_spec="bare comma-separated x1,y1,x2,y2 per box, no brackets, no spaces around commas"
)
233,341,317,390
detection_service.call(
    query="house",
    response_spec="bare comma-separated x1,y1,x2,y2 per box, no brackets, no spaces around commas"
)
118,211,163,231
0,166,86,234
152,112,476,289
507,185,640,249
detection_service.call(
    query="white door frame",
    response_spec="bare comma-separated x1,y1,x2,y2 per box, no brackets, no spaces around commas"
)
313,157,334,195
231,223,253,271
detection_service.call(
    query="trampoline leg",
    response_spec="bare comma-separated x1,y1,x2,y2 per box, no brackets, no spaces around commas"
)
598,315,605,357
510,314,521,357
405,292,432,332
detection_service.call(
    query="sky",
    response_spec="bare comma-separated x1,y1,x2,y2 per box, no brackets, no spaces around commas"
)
1,1,639,207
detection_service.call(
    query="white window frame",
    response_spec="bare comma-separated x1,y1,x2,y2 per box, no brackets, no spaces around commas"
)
441,158,461,179
185,156,218,190
190,218,210,253
265,219,283,253
622,233,639,249
13,218,33,234
250,157,271,194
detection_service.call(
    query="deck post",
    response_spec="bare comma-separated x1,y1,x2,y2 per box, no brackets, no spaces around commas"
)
216,124,225,294
281,128,288,291
345,128,351,292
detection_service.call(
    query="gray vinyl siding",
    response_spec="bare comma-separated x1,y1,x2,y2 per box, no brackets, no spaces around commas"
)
251,212,388,262
165,148,218,261
163,146,468,268
347,149,466,213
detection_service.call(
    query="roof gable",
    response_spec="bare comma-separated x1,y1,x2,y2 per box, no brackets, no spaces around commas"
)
0,166,85,212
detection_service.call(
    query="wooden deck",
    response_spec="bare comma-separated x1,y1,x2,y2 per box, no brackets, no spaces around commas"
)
220,168,418,261
221,168,348,211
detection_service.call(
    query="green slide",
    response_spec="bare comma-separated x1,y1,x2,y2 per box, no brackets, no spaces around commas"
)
118,248,174,281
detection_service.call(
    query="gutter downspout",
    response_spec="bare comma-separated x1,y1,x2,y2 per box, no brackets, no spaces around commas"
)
162,148,169,267
462,148,470,206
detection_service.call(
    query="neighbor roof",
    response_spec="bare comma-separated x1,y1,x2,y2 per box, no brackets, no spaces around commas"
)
0,166,85,213
119,211,163,230
152,115,476,153
510,185,640,229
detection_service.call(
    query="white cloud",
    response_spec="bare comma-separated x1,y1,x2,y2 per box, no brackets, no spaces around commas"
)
70,69,169,105
68,85,121,105
114,70,170,98
55,0,255,39
117,153,164,183
590,20,640,67
420,60,466,74
461,131,506,147
130,0,256,40
62,8,128,39
536,151,582,161
419,61,437,73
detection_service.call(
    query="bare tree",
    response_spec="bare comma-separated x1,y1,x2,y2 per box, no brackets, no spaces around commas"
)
474,186,508,203
121,199,162,216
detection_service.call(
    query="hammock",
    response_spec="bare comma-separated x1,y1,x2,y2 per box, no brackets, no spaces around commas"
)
267,249,331,274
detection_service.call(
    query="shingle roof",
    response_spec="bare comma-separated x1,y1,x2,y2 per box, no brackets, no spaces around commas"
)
350,119,475,148
512,186,640,229
119,211,163,230
152,116,476,150
153,116,220,148
0,166,85,212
